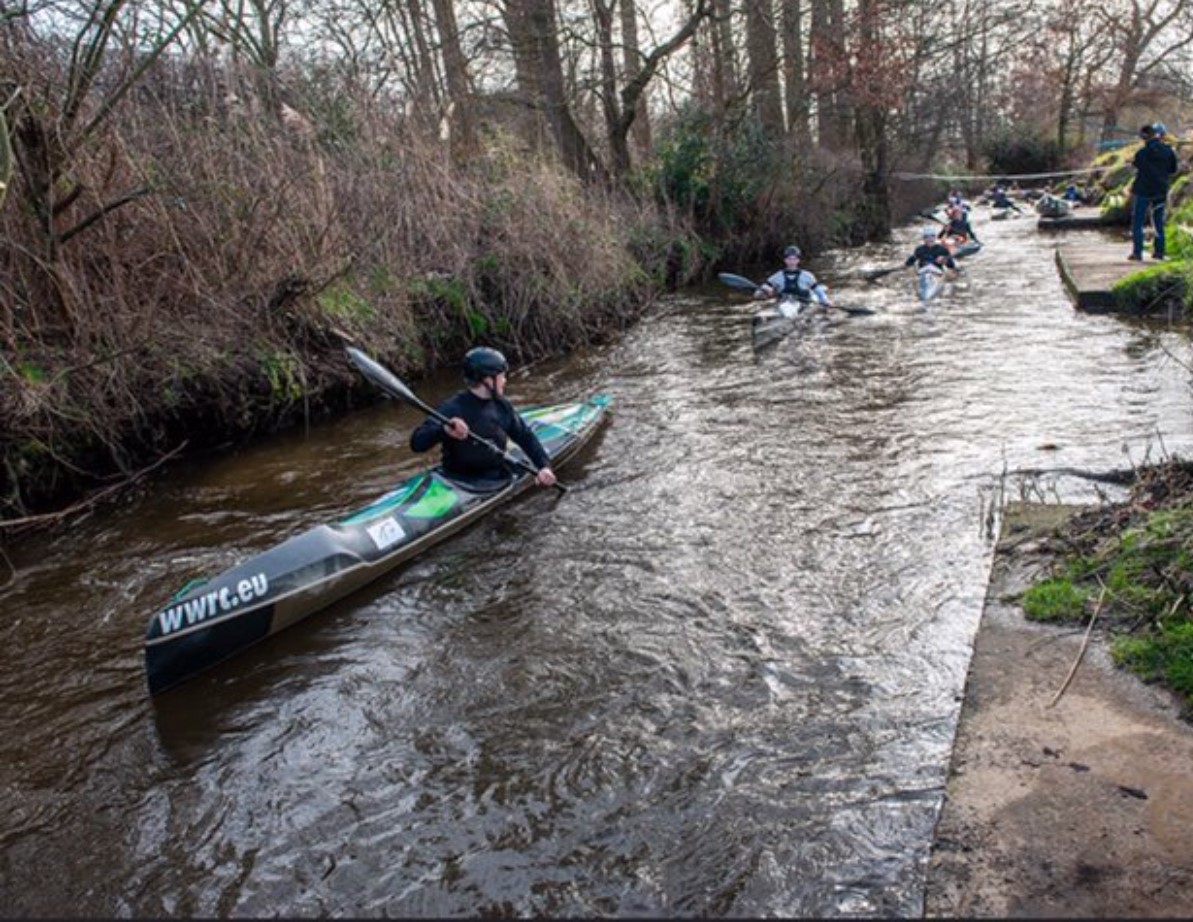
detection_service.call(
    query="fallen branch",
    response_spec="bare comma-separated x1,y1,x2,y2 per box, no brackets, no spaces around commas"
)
0,441,187,532
1048,582,1108,708
1005,466,1137,485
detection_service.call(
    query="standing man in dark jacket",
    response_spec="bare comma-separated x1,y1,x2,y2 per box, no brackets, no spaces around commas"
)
1129,123,1179,261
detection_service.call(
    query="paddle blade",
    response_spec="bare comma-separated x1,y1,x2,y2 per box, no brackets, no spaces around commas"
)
346,346,422,409
718,272,761,292
834,304,877,316
861,265,902,282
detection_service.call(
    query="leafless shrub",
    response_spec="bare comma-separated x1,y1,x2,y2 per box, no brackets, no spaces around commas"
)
0,48,685,519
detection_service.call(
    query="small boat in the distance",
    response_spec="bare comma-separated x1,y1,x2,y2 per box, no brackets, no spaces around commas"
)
751,298,831,348
1035,194,1073,219
916,266,946,302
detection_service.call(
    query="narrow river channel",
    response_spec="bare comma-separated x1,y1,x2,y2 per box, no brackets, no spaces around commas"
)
3,214,1192,917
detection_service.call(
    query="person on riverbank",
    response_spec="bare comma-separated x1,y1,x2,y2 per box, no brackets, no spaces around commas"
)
1128,122,1179,261
755,245,834,309
409,346,557,487
906,226,959,273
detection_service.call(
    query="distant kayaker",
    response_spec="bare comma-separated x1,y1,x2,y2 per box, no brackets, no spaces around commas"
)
754,245,834,307
1128,122,1178,262
946,188,971,213
989,186,1023,213
410,346,557,487
906,226,959,272
939,205,981,245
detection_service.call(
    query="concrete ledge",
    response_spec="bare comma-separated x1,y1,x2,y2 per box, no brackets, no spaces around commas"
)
1055,241,1142,312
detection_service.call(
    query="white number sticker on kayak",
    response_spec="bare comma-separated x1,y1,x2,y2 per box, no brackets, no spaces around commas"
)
366,517,407,550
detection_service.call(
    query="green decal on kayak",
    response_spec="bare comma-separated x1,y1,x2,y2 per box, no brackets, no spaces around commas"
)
406,477,460,519
524,396,608,440
340,474,427,526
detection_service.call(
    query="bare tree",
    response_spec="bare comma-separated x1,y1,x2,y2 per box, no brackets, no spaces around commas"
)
607,0,709,176
618,0,650,156
4,0,209,263
502,0,608,181
1038,0,1115,156
1092,0,1193,140
430,0,477,158
693,0,739,116
807,0,849,149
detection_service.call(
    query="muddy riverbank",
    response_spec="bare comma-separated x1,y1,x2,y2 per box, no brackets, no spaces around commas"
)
924,501,1193,918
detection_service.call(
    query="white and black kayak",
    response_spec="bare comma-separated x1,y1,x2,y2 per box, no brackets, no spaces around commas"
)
916,265,946,302
144,349,612,695
751,298,828,348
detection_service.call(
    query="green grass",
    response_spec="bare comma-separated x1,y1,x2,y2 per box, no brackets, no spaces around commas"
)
1024,493,1193,713
1023,577,1090,621
317,282,376,323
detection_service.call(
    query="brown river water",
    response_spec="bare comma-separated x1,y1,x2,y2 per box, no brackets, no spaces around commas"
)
3,216,1192,917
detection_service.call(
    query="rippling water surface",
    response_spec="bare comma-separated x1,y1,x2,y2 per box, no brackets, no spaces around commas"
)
3,216,1192,917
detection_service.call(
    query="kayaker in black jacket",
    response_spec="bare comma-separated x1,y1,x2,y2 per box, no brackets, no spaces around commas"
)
410,347,557,487
989,186,1024,213
1129,123,1179,261
906,227,959,271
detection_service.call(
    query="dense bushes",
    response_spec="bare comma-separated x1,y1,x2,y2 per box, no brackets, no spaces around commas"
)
650,105,870,266
982,129,1063,176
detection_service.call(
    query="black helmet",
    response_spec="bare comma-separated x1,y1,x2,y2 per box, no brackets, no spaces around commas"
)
783,244,801,258
463,346,508,383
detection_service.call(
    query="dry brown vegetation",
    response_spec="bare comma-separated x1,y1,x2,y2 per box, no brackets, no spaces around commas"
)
0,46,699,524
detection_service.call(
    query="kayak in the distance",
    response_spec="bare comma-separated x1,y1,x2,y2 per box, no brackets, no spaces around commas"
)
143,392,611,695
943,237,982,259
718,272,877,350
916,265,946,302
751,298,832,348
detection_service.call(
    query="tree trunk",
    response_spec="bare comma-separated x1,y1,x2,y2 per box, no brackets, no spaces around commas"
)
744,0,784,139
709,0,738,114
619,0,651,158
430,0,477,161
808,0,847,149
779,0,808,150
852,0,889,240
592,0,630,175
502,0,608,183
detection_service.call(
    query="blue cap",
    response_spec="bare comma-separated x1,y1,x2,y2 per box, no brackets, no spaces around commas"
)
783,245,801,258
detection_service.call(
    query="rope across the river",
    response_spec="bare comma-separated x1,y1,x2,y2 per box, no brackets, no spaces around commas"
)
892,167,1106,182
